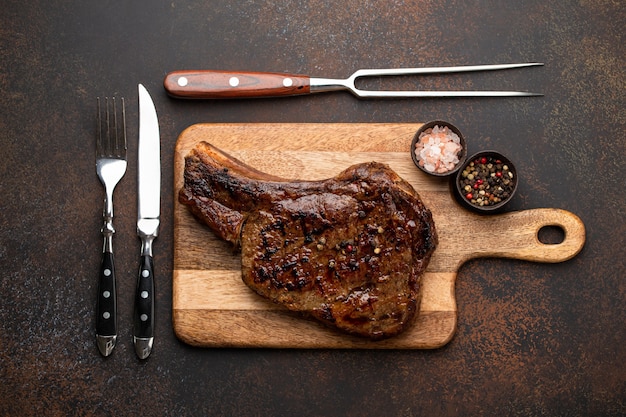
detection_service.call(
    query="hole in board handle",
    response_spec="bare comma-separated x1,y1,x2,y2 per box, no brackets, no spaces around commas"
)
537,225,566,245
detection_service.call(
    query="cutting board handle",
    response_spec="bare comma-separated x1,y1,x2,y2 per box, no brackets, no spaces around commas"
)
466,208,585,263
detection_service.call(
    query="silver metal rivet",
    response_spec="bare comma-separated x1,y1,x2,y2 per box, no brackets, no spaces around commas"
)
141,291,149,299
142,269,149,278
103,268,111,277
283,78,293,87
229,77,239,87
103,312,111,319
140,314,148,322
177,77,188,87
103,291,111,298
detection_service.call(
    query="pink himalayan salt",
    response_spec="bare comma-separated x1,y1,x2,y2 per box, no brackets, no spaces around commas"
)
414,125,462,174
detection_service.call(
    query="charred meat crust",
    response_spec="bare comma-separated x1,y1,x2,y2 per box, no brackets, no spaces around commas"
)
179,141,438,340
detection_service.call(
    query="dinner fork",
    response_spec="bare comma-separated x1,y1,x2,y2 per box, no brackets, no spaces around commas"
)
95,97,127,357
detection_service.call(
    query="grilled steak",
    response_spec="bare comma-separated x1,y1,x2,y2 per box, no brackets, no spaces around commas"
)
179,142,438,340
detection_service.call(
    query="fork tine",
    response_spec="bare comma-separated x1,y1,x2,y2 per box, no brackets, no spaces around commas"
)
112,97,117,154
96,97,103,156
106,98,112,155
119,98,127,157
350,62,544,78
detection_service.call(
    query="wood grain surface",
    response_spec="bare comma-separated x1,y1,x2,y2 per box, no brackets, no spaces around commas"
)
173,123,585,349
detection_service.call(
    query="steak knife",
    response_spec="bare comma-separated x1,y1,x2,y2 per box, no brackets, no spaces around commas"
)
134,84,160,359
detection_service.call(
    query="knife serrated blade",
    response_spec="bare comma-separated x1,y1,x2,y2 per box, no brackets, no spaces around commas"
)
134,84,160,359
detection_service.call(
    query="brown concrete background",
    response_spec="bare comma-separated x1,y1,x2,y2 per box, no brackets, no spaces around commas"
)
1,1,624,415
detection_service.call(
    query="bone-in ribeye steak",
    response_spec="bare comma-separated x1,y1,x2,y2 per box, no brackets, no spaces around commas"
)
179,142,438,340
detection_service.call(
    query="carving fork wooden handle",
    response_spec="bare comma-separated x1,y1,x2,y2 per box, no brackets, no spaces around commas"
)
164,70,311,99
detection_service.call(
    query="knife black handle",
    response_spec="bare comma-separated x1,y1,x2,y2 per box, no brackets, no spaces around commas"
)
96,251,117,354
134,254,154,354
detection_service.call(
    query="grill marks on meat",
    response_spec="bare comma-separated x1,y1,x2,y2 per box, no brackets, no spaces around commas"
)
179,142,437,340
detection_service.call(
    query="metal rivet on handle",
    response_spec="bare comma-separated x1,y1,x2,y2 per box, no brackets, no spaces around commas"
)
283,78,293,87
177,77,188,87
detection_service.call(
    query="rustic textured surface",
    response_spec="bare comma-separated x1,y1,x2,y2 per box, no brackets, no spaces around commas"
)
0,1,624,416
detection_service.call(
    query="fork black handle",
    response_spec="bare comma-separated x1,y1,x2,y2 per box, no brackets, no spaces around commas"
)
96,251,117,356
133,254,154,359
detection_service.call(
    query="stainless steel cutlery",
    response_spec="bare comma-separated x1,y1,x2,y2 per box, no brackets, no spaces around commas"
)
164,62,543,99
134,84,161,360
95,97,127,357
94,86,160,360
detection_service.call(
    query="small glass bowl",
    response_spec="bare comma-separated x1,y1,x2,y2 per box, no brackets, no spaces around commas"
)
410,120,467,177
453,150,518,213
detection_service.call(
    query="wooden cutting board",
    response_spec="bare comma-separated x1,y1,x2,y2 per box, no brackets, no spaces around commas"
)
173,123,585,349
